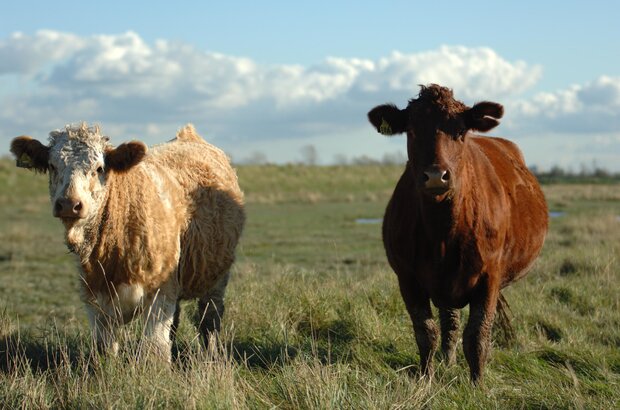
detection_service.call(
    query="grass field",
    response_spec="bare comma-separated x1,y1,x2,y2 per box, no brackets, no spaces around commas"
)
1,159,619,408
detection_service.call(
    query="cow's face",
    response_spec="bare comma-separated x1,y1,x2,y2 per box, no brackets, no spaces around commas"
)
368,84,503,201
11,124,146,239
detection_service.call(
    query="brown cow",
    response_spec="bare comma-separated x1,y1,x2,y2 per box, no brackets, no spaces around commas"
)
10,123,245,361
367,84,548,383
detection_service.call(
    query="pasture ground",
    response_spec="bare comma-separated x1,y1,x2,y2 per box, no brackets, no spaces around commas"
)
0,160,619,408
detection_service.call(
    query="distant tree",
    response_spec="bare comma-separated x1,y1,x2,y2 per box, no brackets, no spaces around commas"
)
243,151,269,165
548,165,566,178
593,167,610,178
300,145,318,165
589,160,609,178
382,151,407,165
531,162,618,182
351,155,380,165
333,153,348,165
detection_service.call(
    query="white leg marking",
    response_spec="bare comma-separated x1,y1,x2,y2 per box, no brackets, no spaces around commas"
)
143,291,177,362
86,303,119,356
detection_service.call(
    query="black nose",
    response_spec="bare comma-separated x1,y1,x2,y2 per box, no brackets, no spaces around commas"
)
54,198,83,218
423,168,450,189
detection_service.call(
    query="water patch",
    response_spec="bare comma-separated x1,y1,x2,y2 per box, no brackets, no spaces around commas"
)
549,211,566,218
355,218,382,225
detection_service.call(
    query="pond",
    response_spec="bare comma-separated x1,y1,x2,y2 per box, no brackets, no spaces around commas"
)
549,211,566,218
355,218,382,225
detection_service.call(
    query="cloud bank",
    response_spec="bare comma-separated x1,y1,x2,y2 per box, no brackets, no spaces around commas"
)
1,30,619,169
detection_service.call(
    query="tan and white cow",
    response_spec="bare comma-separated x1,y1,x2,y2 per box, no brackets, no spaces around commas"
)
10,123,245,360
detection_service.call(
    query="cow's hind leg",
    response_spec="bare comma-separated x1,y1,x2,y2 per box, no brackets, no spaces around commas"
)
170,300,181,343
463,277,499,384
439,307,460,366
196,273,230,348
398,277,438,377
169,301,181,360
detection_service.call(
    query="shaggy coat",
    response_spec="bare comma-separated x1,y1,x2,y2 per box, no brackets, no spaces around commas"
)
368,85,548,383
11,124,245,359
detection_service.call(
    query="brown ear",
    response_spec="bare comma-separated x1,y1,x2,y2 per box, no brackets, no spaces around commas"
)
10,136,50,173
367,104,408,135
465,102,504,132
105,141,147,172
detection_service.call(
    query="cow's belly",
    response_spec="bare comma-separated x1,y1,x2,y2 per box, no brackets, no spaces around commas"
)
87,283,146,324
386,234,484,309
429,280,476,309
417,262,481,309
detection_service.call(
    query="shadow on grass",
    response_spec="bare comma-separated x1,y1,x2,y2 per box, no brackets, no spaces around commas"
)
223,318,358,369
369,340,419,376
535,347,604,380
296,318,355,344
230,338,299,369
0,328,330,375
1,317,420,376
0,331,87,374
168,333,301,371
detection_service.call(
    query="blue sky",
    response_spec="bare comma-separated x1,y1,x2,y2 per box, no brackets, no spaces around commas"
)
1,1,619,170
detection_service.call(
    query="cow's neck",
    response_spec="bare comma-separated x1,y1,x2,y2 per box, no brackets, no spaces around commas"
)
419,197,454,241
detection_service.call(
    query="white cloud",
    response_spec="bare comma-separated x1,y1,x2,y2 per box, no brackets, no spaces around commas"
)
0,30,85,75
578,76,620,109
353,47,541,102
510,76,620,134
0,30,619,170
0,31,541,136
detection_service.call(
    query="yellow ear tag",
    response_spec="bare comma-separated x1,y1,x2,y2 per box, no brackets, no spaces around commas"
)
16,153,33,169
379,118,392,135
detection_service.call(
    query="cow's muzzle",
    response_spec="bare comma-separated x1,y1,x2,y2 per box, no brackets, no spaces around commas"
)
54,197,86,219
423,167,451,195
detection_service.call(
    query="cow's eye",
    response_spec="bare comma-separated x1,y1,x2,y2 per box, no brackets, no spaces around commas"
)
49,164,56,172
96,166,104,174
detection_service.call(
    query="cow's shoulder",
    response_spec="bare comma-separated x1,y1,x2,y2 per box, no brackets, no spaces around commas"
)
470,136,523,163
468,135,533,184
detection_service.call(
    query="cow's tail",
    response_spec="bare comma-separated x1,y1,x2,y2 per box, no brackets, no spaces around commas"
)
494,292,516,347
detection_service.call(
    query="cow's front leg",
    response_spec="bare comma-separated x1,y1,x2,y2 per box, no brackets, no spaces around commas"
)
86,304,119,357
398,277,438,377
143,292,177,363
439,307,460,366
463,276,499,384
411,300,439,377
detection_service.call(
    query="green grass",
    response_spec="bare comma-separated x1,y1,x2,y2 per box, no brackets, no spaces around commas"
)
1,159,619,408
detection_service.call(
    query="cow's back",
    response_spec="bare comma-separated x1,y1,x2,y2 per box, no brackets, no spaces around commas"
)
147,125,245,298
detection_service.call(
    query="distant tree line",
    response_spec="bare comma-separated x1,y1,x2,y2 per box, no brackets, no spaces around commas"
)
529,164,620,184
237,145,407,166
234,146,619,183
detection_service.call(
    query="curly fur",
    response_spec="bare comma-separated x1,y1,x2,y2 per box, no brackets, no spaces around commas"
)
11,123,245,360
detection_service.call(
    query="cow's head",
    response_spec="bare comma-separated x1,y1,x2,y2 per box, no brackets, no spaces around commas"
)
10,124,146,231
368,84,503,201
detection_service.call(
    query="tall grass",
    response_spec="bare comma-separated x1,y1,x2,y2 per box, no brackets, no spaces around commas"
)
0,159,619,408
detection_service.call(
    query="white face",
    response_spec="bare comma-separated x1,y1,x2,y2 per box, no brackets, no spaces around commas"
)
46,125,110,227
